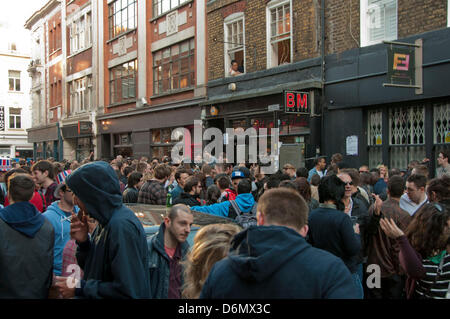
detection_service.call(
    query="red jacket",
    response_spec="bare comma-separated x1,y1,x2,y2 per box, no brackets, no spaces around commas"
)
4,191,46,213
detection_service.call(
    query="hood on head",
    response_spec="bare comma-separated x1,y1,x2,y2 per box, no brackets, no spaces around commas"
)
0,201,45,238
228,226,308,282
65,161,122,225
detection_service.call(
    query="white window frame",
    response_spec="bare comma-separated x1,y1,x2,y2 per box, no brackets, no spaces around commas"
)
448,0,450,27
69,76,92,114
360,0,398,47
69,10,92,55
9,108,21,129
224,12,245,77
266,0,293,69
8,70,21,92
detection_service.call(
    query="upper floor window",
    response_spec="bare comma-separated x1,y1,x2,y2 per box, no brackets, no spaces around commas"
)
153,38,195,95
224,13,245,77
110,60,137,104
9,108,21,129
153,0,189,17
361,0,397,47
8,71,21,92
69,12,92,55
69,76,92,114
8,42,17,51
108,0,137,39
267,0,292,68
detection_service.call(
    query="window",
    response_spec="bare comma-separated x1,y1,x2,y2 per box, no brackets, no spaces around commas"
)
69,12,92,55
434,102,449,144
8,71,21,92
153,39,195,95
224,13,245,77
389,106,425,169
267,0,292,68
153,0,189,17
9,108,21,129
8,42,17,51
69,76,93,114
361,0,397,46
108,0,137,39
110,60,137,104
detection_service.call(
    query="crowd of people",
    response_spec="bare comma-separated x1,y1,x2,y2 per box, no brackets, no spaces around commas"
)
0,149,448,299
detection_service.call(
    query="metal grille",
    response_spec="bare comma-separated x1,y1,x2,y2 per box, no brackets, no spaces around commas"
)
390,145,425,170
368,110,383,145
369,147,382,169
390,106,425,145
434,102,450,144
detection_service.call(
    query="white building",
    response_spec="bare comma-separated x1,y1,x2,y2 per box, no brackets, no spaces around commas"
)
0,22,33,159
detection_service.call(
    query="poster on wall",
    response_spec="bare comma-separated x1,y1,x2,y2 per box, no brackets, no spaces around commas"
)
0,106,4,131
346,135,358,156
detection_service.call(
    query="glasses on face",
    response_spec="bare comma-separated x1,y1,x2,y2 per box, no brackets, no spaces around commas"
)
343,181,353,186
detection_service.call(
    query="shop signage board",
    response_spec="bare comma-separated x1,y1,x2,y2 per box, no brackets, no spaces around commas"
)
284,91,310,114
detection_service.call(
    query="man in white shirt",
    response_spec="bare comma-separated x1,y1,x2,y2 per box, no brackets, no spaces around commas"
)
399,174,428,216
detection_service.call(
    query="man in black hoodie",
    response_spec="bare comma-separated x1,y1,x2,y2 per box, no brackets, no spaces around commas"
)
0,174,54,298
54,161,150,299
200,188,359,299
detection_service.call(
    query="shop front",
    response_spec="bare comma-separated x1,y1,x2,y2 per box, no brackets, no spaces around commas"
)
61,121,94,162
97,101,202,160
27,123,61,161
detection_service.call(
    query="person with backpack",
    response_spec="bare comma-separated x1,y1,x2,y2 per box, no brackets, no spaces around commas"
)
191,179,257,228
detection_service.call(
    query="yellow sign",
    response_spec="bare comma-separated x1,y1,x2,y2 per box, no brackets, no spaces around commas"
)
445,131,450,144
376,135,382,145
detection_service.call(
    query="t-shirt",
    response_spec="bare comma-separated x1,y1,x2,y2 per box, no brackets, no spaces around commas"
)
165,246,176,259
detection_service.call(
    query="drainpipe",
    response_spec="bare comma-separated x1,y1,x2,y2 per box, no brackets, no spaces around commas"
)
320,0,325,158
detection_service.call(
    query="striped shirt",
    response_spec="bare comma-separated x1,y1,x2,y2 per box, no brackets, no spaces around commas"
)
415,253,450,299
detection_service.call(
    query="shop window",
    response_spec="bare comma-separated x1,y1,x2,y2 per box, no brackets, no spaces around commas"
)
108,0,137,39
267,0,291,68
153,39,195,95
361,0,397,47
9,108,21,129
224,13,245,77
389,106,425,169
8,70,21,92
110,60,137,105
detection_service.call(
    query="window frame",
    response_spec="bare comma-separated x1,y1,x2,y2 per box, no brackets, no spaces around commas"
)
8,70,21,92
360,0,398,47
9,108,21,129
266,0,293,69
152,39,195,95
109,60,137,105
152,0,189,18
224,13,246,77
108,0,137,40
69,11,92,55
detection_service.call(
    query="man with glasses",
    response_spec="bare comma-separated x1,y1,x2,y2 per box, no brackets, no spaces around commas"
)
173,176,205,207
399,174,429,216
43,170,80,276
436,150,450,178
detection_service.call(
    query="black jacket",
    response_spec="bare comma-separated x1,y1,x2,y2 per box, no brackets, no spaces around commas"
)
173,192,203,207
66,161,151,299
148,223,190,298
200,225,359,299
0,202,54,298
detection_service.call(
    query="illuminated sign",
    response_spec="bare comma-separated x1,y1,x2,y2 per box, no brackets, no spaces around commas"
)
284,91,309,114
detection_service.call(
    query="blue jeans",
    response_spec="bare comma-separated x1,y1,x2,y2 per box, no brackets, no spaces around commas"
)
352,264,364,299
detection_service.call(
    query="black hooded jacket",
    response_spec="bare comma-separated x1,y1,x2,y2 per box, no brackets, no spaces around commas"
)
66,161,151,299
200,225,359,299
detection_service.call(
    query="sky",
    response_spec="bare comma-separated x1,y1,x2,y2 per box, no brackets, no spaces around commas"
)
1,0,50,29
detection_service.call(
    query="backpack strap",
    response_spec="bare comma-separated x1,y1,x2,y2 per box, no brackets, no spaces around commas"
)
228,200,242,219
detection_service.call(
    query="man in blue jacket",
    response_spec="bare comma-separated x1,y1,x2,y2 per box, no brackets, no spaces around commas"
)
200,188,360,299
191,179,255,219
54,161,151,299
43,170,79,276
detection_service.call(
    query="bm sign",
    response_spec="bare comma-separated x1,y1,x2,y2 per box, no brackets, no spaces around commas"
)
284,91,310,114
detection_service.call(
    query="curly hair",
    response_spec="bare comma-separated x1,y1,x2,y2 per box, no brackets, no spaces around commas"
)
181,223,241,299
405,203,450,258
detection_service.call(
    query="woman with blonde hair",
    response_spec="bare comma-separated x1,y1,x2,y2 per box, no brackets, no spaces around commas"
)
182,223,241,299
